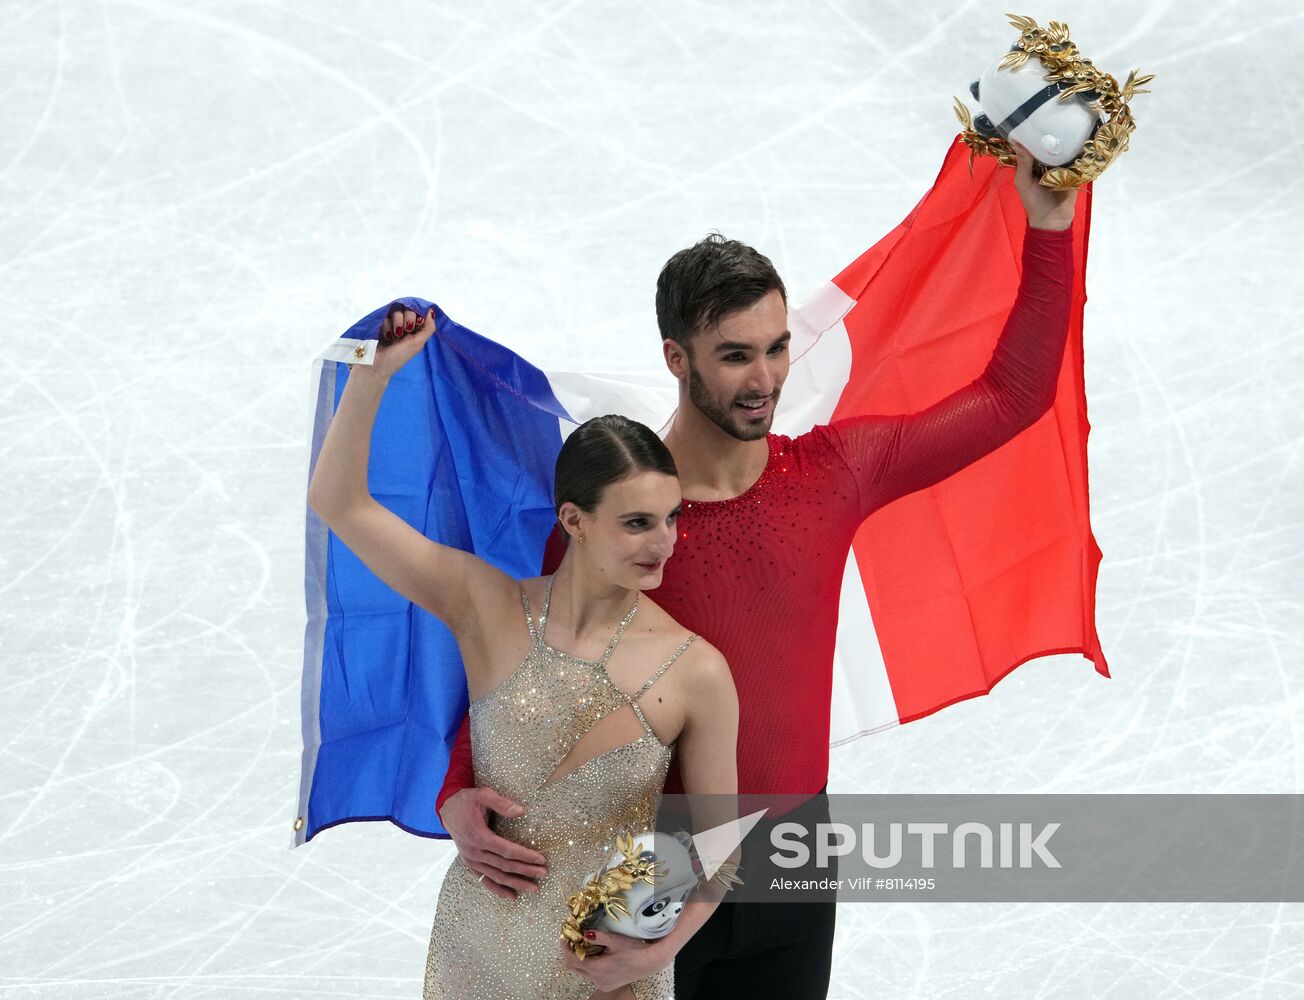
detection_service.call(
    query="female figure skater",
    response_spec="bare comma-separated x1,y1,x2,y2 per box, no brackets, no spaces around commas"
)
307,305,739,1000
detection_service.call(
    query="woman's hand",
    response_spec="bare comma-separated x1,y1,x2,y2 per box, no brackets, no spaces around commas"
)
560,931,671,993
367,305,437,380
1010,141,1077,232
308,296,525,631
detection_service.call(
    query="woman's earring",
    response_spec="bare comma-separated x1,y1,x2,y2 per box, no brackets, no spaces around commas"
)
578,532,586,544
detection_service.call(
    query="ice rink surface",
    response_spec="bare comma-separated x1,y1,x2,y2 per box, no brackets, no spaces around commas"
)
3,1,1302,997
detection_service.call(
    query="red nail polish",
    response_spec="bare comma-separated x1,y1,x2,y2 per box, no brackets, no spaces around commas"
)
406,321,414,331
584,930,596,940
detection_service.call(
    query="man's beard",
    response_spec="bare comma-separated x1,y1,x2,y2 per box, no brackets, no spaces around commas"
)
686,365,777,442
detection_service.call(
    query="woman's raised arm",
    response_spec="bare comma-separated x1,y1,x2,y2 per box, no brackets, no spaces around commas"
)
306,306,517,637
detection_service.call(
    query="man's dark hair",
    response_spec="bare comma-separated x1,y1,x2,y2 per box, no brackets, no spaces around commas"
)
655,234,787,349
554,414,677,518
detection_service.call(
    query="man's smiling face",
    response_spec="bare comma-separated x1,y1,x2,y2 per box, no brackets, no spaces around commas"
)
677,289,791,441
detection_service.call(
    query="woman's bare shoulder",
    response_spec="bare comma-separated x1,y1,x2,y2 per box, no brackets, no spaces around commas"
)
637,597,729,677
679,636,731,690
517,575,544,603
635,594,692,640
520,574,584,618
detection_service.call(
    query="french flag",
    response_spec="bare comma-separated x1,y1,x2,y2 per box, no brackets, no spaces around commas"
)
293,139,1107,846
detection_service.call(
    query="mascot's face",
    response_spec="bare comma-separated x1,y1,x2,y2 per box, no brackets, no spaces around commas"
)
621,872,698,938
672,289,791,442
970,55,1101,166
593,832,700,939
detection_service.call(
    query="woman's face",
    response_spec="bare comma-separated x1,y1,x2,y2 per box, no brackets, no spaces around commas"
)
566,470,681,591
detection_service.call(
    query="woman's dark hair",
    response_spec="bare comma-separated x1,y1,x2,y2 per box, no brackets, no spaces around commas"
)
655,233,787,350
554,415,677,517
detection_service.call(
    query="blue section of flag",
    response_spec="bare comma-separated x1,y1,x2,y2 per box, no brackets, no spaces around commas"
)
302,298,572,841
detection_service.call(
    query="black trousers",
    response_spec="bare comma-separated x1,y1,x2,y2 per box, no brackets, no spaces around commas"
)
673,787,837,1000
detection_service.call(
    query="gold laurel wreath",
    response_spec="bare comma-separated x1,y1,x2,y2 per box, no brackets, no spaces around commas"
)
953,13,1154,189
560,832,745,959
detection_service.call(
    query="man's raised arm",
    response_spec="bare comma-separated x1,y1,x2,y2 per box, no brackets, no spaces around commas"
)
827,221,1075,519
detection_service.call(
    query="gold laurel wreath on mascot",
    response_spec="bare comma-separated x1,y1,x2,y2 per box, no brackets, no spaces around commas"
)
953,13,1154,189
561,833,743,960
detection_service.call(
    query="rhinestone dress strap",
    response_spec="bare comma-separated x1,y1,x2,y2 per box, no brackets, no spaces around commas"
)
538,575,555,633
597,595,640,667
538,576,641,666
632,633,699,701
519,587,540,644
626,633,699,735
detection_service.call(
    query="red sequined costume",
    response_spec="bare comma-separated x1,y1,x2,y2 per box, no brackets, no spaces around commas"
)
437,225,1074,805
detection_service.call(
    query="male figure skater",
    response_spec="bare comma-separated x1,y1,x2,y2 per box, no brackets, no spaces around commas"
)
432,144,1077,998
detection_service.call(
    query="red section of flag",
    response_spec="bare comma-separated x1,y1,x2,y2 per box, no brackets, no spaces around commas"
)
831,138,1108,725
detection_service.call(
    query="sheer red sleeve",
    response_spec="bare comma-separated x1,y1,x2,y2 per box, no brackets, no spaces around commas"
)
435,715,474,821
541,523,567,574
826,225,1075,519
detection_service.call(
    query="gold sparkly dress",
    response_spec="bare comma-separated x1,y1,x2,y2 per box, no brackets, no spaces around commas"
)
423,577,697,1000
